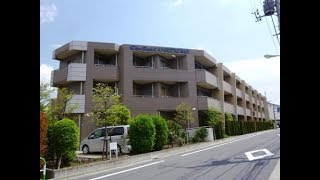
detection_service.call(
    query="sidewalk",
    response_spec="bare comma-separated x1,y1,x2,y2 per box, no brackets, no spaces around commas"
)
51,129,276,179
268,159,280,180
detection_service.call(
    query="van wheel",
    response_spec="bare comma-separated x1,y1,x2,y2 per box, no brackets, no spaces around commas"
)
82,145,90,154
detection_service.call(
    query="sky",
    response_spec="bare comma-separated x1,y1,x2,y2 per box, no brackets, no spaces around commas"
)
40,0,280,105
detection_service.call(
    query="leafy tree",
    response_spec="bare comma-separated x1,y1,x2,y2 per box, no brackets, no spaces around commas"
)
89,83,121,159
129,115,156,153
107,104,131,125
45,87,77,125
206,107,224,139
40,82,54,111
167,120,185,147
225,113,234,122
174,102,195,128
50,118,79,169
151,115,169,151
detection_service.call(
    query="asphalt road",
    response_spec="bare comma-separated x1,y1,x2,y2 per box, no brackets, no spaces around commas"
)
70,129,280,180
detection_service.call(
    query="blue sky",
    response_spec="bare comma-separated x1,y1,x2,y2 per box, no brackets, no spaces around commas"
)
40,0,280,105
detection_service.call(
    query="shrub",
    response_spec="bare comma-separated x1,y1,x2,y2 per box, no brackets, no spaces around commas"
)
151,115,169,151
225,113,233,122
192,127,208,143
167,120,184,146
129,115,156,153
50,118,79,168
40,112,48,158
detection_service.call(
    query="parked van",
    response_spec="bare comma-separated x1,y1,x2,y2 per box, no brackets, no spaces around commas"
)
80,125,130,154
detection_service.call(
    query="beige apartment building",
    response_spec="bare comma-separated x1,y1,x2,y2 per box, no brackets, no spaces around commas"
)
51,41,270,140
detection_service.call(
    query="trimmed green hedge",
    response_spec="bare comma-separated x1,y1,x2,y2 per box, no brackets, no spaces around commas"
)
129,115,156,154
226,120,274,136
151,115,169,151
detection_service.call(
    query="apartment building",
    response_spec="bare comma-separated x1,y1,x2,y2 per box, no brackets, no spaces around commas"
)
51,41,270,140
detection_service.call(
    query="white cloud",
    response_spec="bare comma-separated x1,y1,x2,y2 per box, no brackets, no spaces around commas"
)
40,0,57,24
40,64,57,98
224,57,280,105
40,64,54,83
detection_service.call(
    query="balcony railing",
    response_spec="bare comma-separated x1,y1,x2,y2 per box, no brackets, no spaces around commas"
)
245,93,250,102
236,88,242,97
51,63,86,85
223,81,232,93
237,106,244,115
195,69,218,88
197,96,220,110
224,102,234,114
246,108,251,116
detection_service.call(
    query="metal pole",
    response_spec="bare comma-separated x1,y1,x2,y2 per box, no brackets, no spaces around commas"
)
40,157,46,180
275,0,280,30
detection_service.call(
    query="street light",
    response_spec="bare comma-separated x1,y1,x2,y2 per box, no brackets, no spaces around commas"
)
264,54,280,59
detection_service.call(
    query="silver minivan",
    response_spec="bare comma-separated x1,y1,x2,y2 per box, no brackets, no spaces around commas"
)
80,125,130,154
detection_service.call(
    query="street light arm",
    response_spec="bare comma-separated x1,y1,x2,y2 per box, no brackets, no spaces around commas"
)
264,54,280,59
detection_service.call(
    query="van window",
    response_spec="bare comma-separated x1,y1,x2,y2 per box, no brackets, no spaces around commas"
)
109,127,124,136
90,129,104,139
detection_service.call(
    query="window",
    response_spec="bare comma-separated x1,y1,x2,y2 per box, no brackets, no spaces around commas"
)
90,129,104,139
108,127,124,136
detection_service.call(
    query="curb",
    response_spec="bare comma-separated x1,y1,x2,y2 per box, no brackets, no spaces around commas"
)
268,159,280,180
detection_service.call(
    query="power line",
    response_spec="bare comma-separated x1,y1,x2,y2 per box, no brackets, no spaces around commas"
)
270,15,280,45
258,0,279,54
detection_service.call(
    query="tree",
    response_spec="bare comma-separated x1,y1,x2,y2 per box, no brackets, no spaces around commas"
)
45,87,77,125
40,82,54,111
107,104,131,125
206,107,223,139
174,102,195,128
89,83,121,159
50,118,79,169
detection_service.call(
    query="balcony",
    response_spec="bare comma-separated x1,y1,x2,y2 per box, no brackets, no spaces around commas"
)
252,97,256,103
258,112,261,118
195,69,218,88
245,93,250,102
129,96,191,110
197,96,220,110
237,106,244,115
224,102,234,114
66,95,85,113
92,65,119,81
236,88,242,98
262,113,265,118
52,63,86,85
132,68,191,82
246,108,251,116
223,81,232,93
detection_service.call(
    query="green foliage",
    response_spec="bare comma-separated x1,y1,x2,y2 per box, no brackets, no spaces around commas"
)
129,115,156,153
213,121,224,139
167,120,184,146
206,107,223,127
192,127,208,143
40,82,54,111
226,121,242,136
45,87,76,124
106,104,131,125
225,113,234,122
90,83,121,127
151,115,169,151
48,118,79,168
174,102,195,127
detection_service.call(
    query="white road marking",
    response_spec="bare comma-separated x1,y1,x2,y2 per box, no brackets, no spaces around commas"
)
181,133,263,157
277,134,280,136
245,149,274,161
89,160,164,180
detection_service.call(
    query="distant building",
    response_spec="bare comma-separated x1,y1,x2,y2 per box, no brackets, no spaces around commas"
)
267,102,280,126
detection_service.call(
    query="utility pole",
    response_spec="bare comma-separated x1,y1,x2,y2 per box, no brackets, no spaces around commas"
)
275,0,280,31
252,0,280,38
